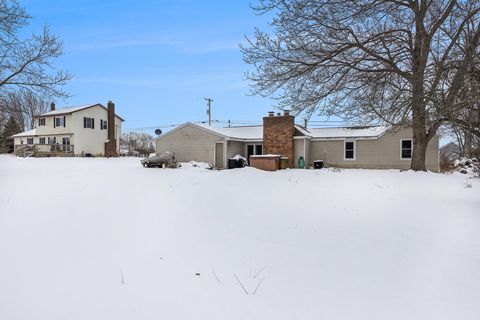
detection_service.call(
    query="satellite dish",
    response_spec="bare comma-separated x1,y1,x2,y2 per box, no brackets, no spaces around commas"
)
155,129,162,136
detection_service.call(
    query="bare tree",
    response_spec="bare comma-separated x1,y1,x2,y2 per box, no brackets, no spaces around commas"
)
120,132,155,157
241,0,480,171
0,0,71,98
0,89,49,130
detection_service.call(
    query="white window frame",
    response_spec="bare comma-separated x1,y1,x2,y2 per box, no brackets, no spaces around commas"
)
246,143,263,156
54,117,64,127
85,117,94,129
38,118,46,126
26,138,34,145
400,139,412,160
344,139,356,161
39,137,46,145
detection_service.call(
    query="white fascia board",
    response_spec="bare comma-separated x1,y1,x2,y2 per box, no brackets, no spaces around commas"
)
311,136,379,141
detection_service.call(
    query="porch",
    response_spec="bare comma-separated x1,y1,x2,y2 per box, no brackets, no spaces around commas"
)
14,144,75,157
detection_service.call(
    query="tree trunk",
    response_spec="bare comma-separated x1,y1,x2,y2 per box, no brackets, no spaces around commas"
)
411,128,428,171
410,81,429,171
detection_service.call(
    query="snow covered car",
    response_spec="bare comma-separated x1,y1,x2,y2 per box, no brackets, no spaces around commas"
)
141,152,177,168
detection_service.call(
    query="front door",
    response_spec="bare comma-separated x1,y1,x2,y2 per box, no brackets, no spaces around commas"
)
215,142,224,169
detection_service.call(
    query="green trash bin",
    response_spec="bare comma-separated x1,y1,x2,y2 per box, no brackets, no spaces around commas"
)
298,156,305,169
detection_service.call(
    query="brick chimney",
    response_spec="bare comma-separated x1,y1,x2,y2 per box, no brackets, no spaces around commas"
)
50,102,55,111
104,100,117,157
263,111,295,168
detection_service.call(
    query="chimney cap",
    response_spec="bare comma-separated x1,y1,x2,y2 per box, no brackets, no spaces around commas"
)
268,111,275,117
283,110,290,116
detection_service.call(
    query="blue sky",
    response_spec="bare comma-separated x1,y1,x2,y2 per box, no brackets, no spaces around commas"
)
22,0,293,133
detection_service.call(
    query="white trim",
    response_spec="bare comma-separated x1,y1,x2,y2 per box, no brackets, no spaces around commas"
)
400,139,412,160
343,139,356,161
245,143,263,164
214,141,225,169
36,103,125,122
155,122,228,141
223,139,227,169
312,136,378,141
303,138,306,169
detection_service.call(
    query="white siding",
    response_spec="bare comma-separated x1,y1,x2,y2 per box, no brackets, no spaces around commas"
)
19,105,122,156
294,139,305,168
71,106,122,156
36,114,74,136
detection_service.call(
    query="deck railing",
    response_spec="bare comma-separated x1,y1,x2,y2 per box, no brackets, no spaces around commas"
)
14,144,75,156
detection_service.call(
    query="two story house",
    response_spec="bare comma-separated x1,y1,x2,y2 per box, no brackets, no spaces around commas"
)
12,101,124,157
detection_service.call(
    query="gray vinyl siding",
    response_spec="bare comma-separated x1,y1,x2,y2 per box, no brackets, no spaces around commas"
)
294,139,305,168
156,125,223,164
226,140,245,159
309,128,439,172
304,139,311,169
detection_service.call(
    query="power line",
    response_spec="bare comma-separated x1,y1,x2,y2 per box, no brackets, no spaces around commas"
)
127,119,357,132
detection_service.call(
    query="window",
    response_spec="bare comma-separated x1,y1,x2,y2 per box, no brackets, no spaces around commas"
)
54,117,65,127
247,144,263,164
401,139,412,159
27,138,33,145
38,118,46,126
100,119,107,130
48,137,56,144
84,117,94,129
62,137,70,145
39,137,46,144
255,144,263,155
247,145,254,163
344,141,355,160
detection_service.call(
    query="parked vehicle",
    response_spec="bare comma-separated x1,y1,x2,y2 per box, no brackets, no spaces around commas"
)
141,152,177,168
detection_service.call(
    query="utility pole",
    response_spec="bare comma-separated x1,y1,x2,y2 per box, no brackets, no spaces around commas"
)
205,97,213,126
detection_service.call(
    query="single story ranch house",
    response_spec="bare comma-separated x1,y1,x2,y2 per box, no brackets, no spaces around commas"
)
12,101,124,157
156,111,440,172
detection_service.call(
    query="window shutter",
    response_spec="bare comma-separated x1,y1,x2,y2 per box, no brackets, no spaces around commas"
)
84,117,86,128
100,119,103,130
92,118,95,129
53,118,56,128
63,116,66,127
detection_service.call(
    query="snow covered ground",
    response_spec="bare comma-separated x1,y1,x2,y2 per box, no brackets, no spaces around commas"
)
0,155,479,320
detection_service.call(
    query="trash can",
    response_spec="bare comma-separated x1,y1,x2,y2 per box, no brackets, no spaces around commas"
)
313,160,324,169
280,157,289,169
298,156,305,169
